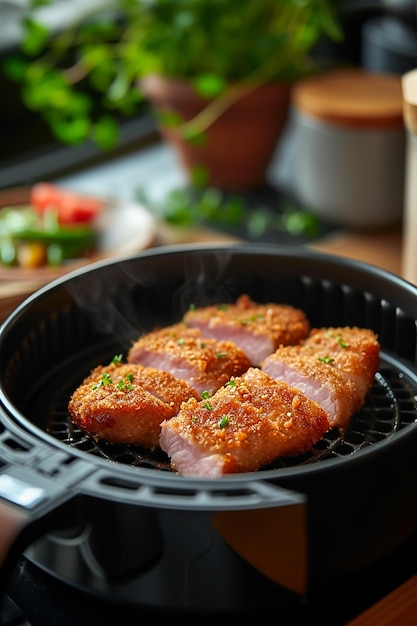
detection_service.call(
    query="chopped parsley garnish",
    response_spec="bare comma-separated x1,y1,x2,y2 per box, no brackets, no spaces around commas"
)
218,416,230,429
319,355,334,364
201,390,211,399
338,335,350,348
117,379,134,390
93,370,135,391
204,401,213,411
237,314,262,325
225,379,236,387
117,372,135,390
112,354,123,364
92,371,113,389
216,352,228,359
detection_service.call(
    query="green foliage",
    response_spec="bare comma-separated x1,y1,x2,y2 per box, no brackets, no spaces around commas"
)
137,182,320,241
2,0,343,148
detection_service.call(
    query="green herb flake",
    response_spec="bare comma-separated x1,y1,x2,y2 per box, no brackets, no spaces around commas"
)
216,352,228,359
92,371,113,389
225,380,236,387
116,373,135,390
112,354,123,364
319,355,334,364
177,338,185,345
201,390,211,399
218,416,230,429
218,303,228,311
338,335,350,348
204,402,213,411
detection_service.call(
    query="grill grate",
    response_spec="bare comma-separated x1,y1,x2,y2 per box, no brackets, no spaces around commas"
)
46,361,417,473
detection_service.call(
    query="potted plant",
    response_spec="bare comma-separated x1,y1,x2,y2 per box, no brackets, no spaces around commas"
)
3,0,344,190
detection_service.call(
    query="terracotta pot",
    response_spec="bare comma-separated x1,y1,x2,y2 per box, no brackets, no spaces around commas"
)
140,74,292,191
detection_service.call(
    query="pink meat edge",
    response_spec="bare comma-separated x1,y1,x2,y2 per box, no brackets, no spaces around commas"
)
159,426,224,478
262,361,338,425
185,322,273,365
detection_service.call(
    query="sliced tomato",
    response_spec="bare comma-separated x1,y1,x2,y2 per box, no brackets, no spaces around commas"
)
30,182,104,225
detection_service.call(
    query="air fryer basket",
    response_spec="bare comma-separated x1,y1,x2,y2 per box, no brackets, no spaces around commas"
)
1,243,417,605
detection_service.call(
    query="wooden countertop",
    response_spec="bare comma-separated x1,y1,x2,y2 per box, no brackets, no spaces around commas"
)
157,222,404,277
312,231,402,276
0,226,405,323
346,574,417,626
310,229,403,276
161,217,404,267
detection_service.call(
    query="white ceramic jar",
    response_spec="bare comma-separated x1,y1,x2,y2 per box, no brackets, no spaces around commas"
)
401,68,417,283
290,68,405,229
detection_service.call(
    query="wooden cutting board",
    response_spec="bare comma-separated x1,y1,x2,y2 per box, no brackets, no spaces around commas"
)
346,574,417,625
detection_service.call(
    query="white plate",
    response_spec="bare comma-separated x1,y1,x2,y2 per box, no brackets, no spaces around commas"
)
96,198,157,258
0,186,158,283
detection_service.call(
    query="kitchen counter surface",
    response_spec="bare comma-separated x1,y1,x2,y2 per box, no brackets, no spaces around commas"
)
0,220,405,323
156,221,404,277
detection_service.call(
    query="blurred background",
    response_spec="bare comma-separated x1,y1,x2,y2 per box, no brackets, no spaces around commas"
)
0,0,415,189
0,0,416,250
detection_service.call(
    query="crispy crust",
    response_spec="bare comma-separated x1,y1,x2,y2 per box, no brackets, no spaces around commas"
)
183,294,310,364
261,326,380,429
159,368,329,477
304,326,380,394
68,361,199,448
128,322,251,395
68,304,380,476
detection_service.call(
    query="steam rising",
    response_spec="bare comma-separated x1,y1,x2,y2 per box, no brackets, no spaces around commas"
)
65,248,236,350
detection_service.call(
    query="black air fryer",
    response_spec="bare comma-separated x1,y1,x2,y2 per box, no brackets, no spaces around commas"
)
1,244,417,622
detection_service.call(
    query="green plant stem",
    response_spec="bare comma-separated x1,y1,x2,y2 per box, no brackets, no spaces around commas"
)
30,1,319,134
180,48,297,135
178,6,315,135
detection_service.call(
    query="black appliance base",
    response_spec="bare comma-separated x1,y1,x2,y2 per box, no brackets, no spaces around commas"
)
3,527,417,624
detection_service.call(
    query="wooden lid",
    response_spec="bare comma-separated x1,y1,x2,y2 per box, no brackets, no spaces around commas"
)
402,68,417,135
292,68,404,129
